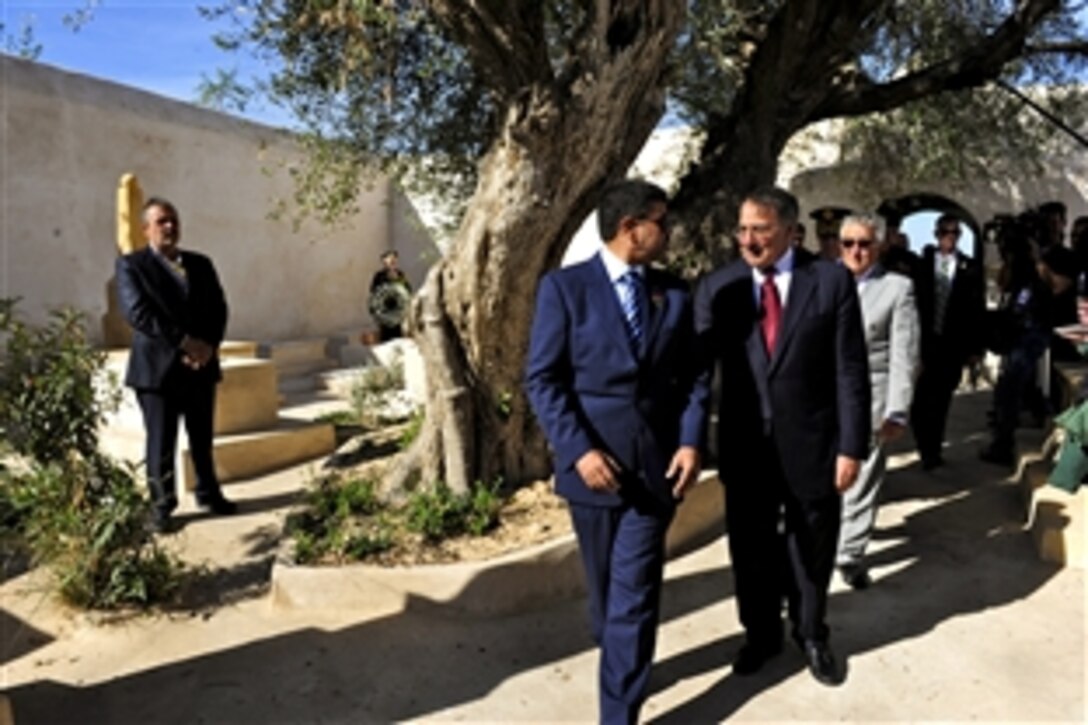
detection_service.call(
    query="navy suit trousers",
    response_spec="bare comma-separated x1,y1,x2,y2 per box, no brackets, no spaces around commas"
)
570,501,672,725
136,374,221,513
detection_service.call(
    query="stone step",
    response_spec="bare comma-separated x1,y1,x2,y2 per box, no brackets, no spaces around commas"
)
219,339,260,358
101,355,280,437
179,419,336,492
259,338,333,368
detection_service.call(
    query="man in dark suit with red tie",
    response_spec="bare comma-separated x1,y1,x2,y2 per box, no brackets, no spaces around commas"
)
694,187,870,686
116,198,236,533
526,180,709,723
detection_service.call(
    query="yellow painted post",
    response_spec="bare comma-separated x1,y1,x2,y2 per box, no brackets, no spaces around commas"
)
117,173,146,254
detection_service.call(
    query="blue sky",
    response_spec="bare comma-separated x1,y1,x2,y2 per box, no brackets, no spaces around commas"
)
1,1,291,126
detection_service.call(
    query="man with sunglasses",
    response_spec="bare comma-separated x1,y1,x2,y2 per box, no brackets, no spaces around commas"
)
911,215,985,470
837,216,920,589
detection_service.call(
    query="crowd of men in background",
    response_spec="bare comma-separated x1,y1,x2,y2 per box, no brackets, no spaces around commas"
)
803,201,1088,472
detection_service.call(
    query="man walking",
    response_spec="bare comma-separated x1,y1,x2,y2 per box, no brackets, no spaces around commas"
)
911,214,985,470
694,187,869,686
526,180,708,723
116,198,236,532
837,215,920,589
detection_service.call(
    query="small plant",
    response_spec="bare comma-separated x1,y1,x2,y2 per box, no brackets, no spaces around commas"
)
406,480,501,542
286,473,390,563
398,409,424,450
349,361,406,428
314,409,359,427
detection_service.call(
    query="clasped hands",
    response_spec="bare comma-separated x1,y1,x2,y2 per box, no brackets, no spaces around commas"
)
180,335,215,370
575,446,701,500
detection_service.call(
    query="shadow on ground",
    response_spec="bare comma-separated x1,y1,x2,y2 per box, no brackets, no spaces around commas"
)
5,391,1066,722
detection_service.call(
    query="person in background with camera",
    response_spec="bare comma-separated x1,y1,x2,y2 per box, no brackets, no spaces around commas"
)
369,250,412,342
979,227,1048,467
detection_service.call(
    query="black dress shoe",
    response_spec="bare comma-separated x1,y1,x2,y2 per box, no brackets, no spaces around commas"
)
839,564,871,590
733,638,783,675
921,454,944,471
148,511,176,535
196,493,238,516
802,640,843,686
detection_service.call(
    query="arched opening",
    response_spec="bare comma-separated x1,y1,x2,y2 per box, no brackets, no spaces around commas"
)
877,193,982,259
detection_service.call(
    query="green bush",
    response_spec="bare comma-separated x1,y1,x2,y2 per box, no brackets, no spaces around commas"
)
406,480,501,542
398,409,424,450
286,473,391,563
0,299,182,609
0,299,117,463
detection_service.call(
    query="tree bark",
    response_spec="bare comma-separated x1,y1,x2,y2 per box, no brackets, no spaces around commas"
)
387,1,684,496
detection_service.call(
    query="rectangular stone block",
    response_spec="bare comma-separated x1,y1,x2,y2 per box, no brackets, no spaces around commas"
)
215,358,280,435
179,420,335,491
1030,484,1087,569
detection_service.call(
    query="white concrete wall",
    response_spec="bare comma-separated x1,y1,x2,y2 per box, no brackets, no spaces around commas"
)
0,56,438,345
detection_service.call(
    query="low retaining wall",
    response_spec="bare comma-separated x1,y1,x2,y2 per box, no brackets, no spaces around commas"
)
270,473,725,617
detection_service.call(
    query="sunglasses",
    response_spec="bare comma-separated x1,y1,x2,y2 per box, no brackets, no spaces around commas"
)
840,238,874,250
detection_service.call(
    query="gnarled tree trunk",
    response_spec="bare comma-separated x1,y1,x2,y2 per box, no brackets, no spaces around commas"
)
387,2,684,496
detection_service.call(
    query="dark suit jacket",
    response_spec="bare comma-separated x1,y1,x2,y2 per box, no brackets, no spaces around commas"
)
913,245,985,364
694,253,870,501
525,255,709,509
116,247,228,390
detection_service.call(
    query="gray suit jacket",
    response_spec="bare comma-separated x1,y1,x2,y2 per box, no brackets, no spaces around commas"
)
858,265,920,434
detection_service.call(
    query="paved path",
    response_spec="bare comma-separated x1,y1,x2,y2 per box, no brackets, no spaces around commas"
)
1,390,1084,723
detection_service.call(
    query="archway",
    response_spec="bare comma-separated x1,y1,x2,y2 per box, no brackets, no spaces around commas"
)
877,193,982,259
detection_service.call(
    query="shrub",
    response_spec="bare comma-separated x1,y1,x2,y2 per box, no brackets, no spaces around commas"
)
286,473,391,563
406,480,501,542
0,300,117,462
0,299,182,609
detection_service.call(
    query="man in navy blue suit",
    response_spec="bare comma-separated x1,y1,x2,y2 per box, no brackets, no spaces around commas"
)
116,198,237,533
526,180,709,724
694,187,870,686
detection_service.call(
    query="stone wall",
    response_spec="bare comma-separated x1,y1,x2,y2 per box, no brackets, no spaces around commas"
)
0,56,437,345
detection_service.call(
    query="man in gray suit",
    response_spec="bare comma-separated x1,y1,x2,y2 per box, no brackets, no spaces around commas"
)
836,215,920,589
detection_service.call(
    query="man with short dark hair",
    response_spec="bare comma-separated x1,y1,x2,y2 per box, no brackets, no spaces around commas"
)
911,214,985,470
695,186,870,686
526,179,708,723
116,198,235,532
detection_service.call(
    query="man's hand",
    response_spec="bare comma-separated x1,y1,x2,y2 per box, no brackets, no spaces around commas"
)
575,450,621,493
877,419,907,444
666,446,701,499
180,336,214,368
835,455,861,493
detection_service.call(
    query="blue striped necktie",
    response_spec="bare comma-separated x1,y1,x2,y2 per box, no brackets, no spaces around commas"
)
620,270,645,348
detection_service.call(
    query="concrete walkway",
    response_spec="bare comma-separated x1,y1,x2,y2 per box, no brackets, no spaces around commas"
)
1,389,1085,723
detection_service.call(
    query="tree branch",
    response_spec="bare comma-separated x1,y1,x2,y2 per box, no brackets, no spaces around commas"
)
814,0,1060,120
1026,40,1088,56
430,0,554,99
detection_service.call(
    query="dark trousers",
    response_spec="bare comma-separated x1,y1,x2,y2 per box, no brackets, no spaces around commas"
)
570,500,672,725
136,377,221,514
725,445,841,644
992,332,1048,450
911,347,965,464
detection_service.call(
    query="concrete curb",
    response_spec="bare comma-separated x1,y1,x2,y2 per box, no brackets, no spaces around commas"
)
270,473,724,617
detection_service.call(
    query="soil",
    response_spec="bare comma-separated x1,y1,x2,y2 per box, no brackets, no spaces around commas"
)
314,426,573,567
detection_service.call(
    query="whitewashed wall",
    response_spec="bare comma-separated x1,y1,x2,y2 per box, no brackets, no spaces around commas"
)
0,56,437,345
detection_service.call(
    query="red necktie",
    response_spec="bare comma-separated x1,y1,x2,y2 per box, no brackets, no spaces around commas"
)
761,268,781,355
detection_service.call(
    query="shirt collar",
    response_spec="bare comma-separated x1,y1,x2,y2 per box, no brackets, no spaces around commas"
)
600,245,644,283
753,246,795,283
